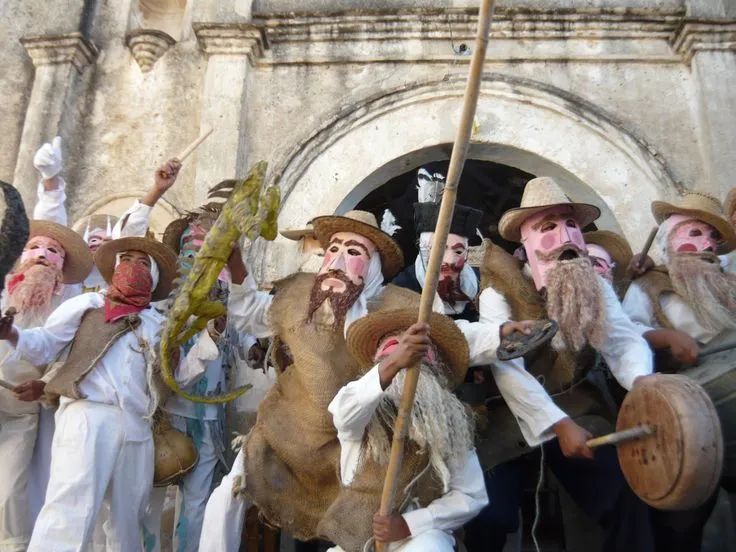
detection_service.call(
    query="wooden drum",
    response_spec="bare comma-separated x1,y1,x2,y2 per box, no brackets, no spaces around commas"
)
616,374,723,510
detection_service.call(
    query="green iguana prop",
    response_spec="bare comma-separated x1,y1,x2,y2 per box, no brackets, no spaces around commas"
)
160,161,280,404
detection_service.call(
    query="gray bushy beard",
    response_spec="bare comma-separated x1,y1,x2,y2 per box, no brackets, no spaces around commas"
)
2,260,63,328
667,251,736,332
544,255,608,353
362,360,474,492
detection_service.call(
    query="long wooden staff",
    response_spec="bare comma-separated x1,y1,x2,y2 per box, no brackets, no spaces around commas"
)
375,1,495,549
620,225,658,297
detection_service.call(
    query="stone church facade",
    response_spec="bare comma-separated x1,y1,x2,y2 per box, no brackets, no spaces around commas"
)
1,0,735,283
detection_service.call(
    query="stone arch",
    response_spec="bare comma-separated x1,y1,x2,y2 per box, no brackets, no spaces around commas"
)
73,192,178,240
257,73,679,281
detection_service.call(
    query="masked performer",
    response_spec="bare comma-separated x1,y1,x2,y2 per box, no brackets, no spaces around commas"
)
0,221,92,551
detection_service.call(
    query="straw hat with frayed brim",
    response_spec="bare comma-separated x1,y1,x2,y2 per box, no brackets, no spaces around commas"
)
347,309,469,389
584,230,633,285
28,220,93,284
95,237,178,301
724,188,736,225
652,192,736,254
311,210,404,279
280,224,316,241
498,177,601,243
71,214,120,236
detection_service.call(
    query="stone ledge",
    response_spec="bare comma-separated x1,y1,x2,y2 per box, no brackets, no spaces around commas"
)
193,23,268,64
671,19,736,63
20,32,98,73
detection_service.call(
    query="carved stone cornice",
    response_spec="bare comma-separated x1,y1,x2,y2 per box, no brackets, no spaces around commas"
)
671,18,736,63
20,33,98,73
193,23,267,64
125,29,177,73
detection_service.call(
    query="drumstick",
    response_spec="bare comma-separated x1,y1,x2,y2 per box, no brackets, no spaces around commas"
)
636,226,659,270
175,127,214,163
586,425,654,449
0,379,15,392
699,339,736,358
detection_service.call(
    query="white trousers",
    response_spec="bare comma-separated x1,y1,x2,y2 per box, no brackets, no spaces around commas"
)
143,414,220,552
28,406,55,526
198,449,248,552
327,530,455,552
28,401,154,552
0,412,38,552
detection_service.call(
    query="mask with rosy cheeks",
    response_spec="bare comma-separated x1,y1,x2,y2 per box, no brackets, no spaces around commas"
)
586,243,614,281
520,206,587,291
666,214,722,255
420,232,468,283
20,236,66,271
86,232,111,253
376,334,437,364
319,231,376,291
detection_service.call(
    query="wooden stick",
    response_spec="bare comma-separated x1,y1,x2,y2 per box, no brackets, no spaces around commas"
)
586,425,654,449
0,379,15,392
175,127,214,163
621,226,658,297
699,339,736,358
375,2,495,549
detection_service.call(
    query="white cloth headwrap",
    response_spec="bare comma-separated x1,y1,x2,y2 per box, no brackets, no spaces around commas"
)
415,232,478,314
114,253,160,292
343,252,384,338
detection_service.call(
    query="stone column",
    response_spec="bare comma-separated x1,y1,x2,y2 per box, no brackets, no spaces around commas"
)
192,24,266,203
673,19,736,196
13,33,98,209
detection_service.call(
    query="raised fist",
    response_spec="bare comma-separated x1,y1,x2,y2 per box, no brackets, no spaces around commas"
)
33,136,63,180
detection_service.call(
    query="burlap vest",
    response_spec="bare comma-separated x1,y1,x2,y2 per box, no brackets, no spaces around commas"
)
476,243,613,468
634,266,677,329
44,309,141,401
242,273,443,552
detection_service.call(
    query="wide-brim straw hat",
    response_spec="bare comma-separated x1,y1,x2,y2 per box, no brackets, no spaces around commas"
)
346,309,469,389
280,223,316,241
95,237,178,301
498,177,601,243
651,191,736,254
311,210,404,279
584,230,633,285
71,214,120,236
725,188,736,225
28,220,93,284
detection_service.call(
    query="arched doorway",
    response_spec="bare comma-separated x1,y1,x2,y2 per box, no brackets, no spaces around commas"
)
255,73,678,282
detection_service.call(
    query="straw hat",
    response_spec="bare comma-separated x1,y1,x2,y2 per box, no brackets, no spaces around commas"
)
95,237,178,301
28,220,93,284
280,222,316,241
311,210,404,279
723,188,736,226
346,309,469,389
498,177,601,243
584,230,633,285
71,214,119,236
651,191,736,253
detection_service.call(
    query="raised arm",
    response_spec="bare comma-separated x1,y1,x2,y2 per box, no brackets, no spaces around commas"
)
32,137,67,225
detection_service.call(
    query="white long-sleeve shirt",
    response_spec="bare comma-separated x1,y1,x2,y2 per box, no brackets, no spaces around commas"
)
623,281,719,345
327,366,488,538
33,179,68,225
471,276,652,446
228,274,274,339
13,292,172,441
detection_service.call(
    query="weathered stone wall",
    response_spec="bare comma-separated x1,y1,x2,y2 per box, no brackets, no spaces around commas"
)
1,0,735,281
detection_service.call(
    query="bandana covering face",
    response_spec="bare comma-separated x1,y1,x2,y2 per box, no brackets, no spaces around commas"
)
104,259,154,322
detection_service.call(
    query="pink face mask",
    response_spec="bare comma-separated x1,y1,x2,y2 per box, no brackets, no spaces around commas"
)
21,236,66,270
586,243,614,281
319,231,376,291
376,335,436,363
87,231,111,253
420,232,468,283
520,206,587,290
666,214,722,255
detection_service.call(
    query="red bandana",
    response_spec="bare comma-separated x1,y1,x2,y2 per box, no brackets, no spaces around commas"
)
104,262,153,322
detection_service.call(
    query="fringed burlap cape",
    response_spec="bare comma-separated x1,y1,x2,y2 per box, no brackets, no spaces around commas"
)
241,273,443,552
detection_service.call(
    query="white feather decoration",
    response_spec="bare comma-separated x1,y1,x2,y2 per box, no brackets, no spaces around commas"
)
416,168,445,204
381,209,402,236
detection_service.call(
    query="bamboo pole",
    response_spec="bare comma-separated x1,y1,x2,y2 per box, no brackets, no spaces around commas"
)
175,127,214,163
0,379,15,392
374,1,495,548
